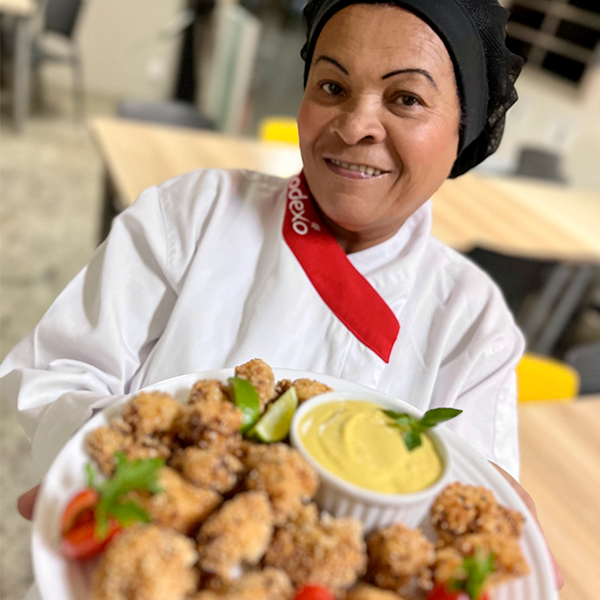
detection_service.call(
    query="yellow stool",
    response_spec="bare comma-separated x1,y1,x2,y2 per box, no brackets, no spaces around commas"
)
258,117,299,145
516,353,580,402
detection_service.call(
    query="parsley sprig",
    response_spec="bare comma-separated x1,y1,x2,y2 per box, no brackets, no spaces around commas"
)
87,452,164,539
450,549,496,599
382,407,462,451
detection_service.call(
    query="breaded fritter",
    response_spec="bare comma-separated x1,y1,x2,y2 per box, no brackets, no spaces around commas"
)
170,447,244,494
190,379,229,405
430,482,524,543
197,491,274,580
174,396,243,452
90,524,197,600
192,568,294,600
85,419,171,476
235,359,275,410
242,442,319,525
446,532,530,586
292,378,333,403
122,391,182,436
129,466,221,535
264,504,367,593
366,523,434,596
345,583,410,600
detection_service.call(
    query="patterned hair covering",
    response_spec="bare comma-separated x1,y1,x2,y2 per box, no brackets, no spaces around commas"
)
301,0,524,178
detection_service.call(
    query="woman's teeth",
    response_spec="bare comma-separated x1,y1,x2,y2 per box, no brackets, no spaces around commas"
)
329,159,383,176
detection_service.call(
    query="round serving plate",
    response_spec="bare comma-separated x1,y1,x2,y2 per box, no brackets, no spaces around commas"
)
32,369,557,600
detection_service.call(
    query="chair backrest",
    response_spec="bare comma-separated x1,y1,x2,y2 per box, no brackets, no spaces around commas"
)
564,343,600,395
515,147,566,183
201,5,261,134
43,0,83,38
117,100,216,130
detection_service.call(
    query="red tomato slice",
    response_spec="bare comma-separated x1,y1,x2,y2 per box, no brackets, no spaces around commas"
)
60,519,121,561
428,583,491,600
294,583,336,600
61,488,99,536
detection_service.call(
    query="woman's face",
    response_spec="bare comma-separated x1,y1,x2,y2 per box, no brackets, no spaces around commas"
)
298,4,461,251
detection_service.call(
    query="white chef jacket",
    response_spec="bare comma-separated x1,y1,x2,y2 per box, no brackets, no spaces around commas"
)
0,168,524,482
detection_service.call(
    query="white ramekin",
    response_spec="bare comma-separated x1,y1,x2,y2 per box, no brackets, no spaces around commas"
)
290,390,452,533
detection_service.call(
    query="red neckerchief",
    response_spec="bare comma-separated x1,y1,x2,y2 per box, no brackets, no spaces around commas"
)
283,172,400,363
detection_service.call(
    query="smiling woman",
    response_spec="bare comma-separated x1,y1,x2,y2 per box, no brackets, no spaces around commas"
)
298,5,462,251
1,1,559,598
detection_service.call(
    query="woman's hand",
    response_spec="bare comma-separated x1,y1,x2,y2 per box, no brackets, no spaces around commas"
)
491,463,564,590
17,484,41,521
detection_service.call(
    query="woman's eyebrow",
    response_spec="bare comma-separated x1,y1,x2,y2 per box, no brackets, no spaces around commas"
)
314,55,349,75
381,68,438,89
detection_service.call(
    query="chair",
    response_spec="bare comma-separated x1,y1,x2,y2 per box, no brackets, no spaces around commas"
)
258,116,299,145
515,147,566,183
564,343,600,395
116,100,216,130
516,353,579,402
32,0,85,119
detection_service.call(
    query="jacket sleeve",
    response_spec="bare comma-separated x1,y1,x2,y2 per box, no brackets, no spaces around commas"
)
0,185,177,477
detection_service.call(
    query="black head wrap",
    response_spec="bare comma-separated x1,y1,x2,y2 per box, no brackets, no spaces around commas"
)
301,0,523,178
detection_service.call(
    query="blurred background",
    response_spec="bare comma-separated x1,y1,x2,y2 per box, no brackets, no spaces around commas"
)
0,0,599,599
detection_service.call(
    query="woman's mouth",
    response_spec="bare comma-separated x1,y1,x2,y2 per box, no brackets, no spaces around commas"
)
325,158,388,179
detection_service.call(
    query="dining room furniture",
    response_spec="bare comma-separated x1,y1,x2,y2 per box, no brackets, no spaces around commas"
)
90,116,600,262
518,396,600,600
0,0,36,131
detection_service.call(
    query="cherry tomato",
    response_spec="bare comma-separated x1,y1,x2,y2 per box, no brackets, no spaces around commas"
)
294,583,336,600
428,583,491,600
60,519,121,561
60,488,99,536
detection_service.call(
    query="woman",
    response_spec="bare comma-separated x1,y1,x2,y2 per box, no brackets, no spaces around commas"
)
4,0,562,595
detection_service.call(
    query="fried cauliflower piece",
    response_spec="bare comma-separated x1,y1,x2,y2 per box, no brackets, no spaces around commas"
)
235,359,276,410
430,482,525,543
192,568,294,600
292,378,333,403
241,442,319,525
197,491,274,580
174,396,243,452
345,583,410,600
190,379,230,405
170,447,244,494
85,419,171,476
129,466,221,535
122,391,182,436
90,524,197,600
264,503,367,593
366,523,434,596
445,532,530,587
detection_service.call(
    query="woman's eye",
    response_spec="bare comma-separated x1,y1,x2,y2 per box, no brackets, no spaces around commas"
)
396,94,421,107
321,82,343,96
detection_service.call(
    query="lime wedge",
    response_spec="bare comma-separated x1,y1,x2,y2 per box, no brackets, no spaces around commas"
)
228,377,260,433
247,386,298,442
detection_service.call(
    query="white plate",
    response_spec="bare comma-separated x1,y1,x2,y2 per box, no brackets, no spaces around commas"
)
32,369,558,600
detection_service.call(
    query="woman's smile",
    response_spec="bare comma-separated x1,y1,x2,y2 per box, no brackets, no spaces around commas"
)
324,158,390,180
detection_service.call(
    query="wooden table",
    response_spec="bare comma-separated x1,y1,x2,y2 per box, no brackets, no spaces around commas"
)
0,0,36,131
519,397,600,600
91,117,600,262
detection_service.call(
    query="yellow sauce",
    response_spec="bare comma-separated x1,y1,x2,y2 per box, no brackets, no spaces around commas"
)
299,401,443,494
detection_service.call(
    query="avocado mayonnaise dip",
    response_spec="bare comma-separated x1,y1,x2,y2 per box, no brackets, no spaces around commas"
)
299,400,443,494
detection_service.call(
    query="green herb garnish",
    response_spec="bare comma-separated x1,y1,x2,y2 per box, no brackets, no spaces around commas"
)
382,407,462,451
450,548,496,599
89,452,164,539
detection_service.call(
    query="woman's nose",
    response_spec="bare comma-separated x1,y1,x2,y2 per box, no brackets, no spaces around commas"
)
330,98,386,145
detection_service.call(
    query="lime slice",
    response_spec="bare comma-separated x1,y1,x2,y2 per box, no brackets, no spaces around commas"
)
248,386,298,442
228,377,260,432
